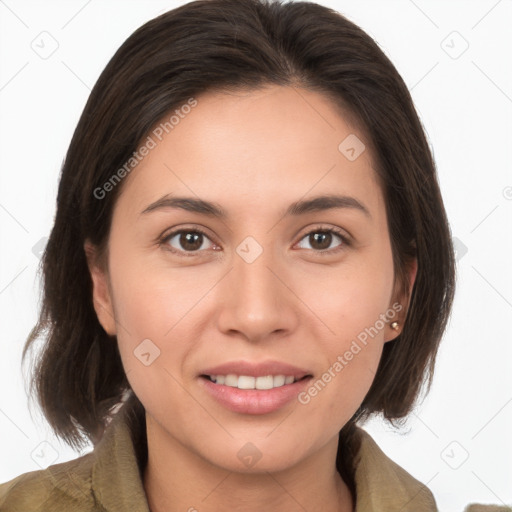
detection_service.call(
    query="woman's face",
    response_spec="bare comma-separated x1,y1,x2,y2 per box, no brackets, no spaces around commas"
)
88,85,414,473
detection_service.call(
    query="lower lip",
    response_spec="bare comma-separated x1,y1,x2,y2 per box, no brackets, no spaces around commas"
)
199,376,313,415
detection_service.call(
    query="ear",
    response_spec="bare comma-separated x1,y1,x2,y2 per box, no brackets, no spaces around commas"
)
84,239,117,336
384,257,418,343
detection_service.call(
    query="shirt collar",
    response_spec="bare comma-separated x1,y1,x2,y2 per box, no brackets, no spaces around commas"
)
354,429,437,511
91,407,151,512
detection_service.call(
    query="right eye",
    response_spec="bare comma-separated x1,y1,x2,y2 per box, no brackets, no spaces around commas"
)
160,228,219,256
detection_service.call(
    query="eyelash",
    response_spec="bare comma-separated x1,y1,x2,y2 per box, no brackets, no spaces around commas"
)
159,225,351,258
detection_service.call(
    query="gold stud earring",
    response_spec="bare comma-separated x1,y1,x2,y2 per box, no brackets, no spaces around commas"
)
390,321,399,331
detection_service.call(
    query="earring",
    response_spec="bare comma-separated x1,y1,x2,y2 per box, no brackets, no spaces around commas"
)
390,321,399,331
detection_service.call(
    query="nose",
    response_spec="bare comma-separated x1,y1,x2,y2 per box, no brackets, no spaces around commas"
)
216,244,298,344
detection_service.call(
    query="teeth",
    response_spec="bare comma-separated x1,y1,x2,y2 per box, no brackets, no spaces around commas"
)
209,374,299,389
225,374,238,387
273,375,286,387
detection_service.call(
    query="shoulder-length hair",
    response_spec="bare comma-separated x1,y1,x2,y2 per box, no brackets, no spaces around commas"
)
23,0,455,497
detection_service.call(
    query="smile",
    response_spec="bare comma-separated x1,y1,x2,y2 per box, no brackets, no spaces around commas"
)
199,374,313,415
204,374,305,389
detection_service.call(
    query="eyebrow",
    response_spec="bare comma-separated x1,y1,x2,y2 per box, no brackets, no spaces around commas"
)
140,194,371,219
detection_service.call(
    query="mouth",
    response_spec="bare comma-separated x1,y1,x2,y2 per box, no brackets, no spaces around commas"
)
199,373,314,415
197,360,314,414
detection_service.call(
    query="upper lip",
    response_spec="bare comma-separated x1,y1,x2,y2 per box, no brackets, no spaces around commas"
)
200,360,312,379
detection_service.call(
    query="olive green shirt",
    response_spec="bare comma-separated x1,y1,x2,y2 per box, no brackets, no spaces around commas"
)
0,409,508,512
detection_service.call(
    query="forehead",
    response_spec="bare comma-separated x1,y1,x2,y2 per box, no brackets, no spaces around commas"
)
114,85,383,221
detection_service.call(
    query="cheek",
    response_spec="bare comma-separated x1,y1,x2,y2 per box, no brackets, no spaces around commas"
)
109,271,192,417
295,249,394,418
107,248,224,401
108,250,213,343
296,273,392,429
305,248,394,342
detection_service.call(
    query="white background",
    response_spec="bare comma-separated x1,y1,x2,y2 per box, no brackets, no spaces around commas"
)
0,1,511,510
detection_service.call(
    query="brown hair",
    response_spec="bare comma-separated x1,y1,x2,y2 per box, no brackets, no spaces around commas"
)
23,0,456,499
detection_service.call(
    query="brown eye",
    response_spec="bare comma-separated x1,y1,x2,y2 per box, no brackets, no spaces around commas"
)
296,228,349,254
162,229,215,253
309,232,333,250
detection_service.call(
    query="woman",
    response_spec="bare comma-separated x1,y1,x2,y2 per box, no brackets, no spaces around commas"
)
0,0,501,510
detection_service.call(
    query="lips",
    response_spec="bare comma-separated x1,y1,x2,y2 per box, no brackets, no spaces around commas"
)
200,360,312,380
199,373,313,414
198,360,314,414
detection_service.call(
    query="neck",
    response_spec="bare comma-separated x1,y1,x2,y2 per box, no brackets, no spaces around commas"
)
143,414,354,512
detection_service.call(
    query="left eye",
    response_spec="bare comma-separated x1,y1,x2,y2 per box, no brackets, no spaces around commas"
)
296,229,348,252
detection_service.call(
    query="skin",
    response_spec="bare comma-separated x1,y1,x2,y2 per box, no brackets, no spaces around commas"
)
85,85,417,512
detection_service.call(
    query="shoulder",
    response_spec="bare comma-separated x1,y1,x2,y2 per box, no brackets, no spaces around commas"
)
354,427,437,511
463,506,512,512
353,428,512,512
0,451,96,512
